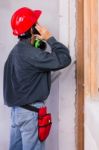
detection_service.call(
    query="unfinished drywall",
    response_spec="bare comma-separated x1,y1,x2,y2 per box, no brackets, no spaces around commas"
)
0,0,76,150
85,99,99,150
59,0,76,150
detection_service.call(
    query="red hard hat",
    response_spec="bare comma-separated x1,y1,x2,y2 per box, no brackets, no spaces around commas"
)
11,7,42,36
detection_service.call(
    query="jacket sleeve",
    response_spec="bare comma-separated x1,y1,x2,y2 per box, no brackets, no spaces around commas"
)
27,36,71,71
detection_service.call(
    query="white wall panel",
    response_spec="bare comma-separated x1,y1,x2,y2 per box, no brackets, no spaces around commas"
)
59,0,76,150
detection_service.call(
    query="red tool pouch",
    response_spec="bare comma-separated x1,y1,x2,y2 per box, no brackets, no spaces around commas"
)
38,107,52,142
20,105,52,142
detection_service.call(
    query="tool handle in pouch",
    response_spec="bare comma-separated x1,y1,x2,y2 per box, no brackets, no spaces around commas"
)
38,107,52,142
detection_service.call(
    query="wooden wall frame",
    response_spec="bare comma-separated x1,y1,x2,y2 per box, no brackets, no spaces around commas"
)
76,0,84,150
76,0,98,150
84,0,98,98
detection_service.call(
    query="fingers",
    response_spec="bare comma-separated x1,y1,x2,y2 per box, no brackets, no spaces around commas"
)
34,34,43,40
36,23,42,28
35,24,47,34
35,24,42,33
34,24,52,40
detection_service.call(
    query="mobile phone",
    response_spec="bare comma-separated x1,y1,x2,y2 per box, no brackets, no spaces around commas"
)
32,25,40,35
32,25,46,50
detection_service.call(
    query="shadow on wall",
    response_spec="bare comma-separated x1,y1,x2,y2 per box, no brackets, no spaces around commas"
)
44,71,60,150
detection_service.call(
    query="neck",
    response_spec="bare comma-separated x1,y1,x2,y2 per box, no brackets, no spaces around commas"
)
30,34,36,45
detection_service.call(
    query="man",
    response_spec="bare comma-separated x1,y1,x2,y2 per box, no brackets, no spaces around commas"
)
3,7,71,150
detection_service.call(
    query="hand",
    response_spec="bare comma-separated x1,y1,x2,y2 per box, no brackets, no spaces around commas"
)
35,24,52,41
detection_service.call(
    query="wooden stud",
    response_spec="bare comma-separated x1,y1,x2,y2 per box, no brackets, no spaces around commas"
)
76,0,84,150
90,0,98,97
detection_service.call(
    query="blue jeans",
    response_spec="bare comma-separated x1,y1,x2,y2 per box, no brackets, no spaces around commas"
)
9,102,45,150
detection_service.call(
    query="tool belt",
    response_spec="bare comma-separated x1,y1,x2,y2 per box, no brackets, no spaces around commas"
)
21,104,52,142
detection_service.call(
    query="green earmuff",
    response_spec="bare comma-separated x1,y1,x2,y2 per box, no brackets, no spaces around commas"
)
34,39,47,50
34,39,41,48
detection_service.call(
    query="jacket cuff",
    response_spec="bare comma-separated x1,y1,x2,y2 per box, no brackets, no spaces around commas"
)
47,36,57,46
